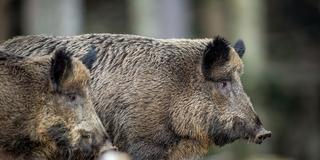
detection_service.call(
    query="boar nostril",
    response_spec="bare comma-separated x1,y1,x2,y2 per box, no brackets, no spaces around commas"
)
82,134,91,139
255,128,271,144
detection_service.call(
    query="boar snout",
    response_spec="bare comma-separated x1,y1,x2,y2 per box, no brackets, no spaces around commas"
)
253,127,271,144
79,131,109,155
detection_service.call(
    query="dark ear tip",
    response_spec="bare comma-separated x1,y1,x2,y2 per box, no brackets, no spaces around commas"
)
213,36,230,46
234,39,246,57
208,36,231,56
50,48,72,91
80,46,97,70
53,47,71,59
235,39,245,48
202,35,231,79
56,47,67,52
87,46,97,59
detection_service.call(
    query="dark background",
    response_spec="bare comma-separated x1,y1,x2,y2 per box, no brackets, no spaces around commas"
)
0,0,319,160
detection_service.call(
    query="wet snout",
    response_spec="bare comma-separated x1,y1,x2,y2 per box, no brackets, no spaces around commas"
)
254,127,272,144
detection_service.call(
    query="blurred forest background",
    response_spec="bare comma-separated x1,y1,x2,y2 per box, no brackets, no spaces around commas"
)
0,0,319,160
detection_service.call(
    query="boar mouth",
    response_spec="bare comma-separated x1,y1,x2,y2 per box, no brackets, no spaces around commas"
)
47,123,71,148
244,127,272,144
211,131,240,147
209,118,271,146
211,127,271,146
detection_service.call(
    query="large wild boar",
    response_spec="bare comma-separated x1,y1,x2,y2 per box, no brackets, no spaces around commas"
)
1,34,271,160
0,48,110,159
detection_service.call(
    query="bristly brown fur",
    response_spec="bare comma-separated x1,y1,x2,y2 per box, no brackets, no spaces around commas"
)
1,34,270,160
0,48,109,160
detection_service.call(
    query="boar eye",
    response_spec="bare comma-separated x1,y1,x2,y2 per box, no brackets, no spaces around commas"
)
216,80,231,90
221,81,227,88
66,93,77,102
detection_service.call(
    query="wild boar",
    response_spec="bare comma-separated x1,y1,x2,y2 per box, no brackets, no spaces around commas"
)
1,34,271,160
0,48,109,159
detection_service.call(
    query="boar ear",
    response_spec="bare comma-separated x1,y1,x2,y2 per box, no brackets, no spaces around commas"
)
50,47,73,91
234,39,245,58
202,36,230,79
80,47,97,71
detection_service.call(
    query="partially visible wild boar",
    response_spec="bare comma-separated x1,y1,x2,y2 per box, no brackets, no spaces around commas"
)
0,48,110,159
1,34,271,160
